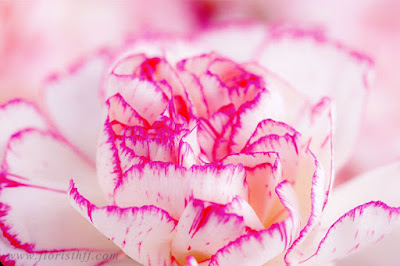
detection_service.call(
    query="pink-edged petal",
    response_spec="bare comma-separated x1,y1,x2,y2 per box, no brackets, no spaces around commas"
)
198,73,231,115
298,98,334,209
177,53,217,77
259,28,372,168
245,134,326,263
0,128,120,254
224,196,264,231
208,225,287,266
44,55,108,161
107,94,150,128
288,162,400,264
324,162,400,222
106,75,170,125
179,127,201,168
114,162,248,220
284,154,326,264
197,107,234,160
243,62,311,127
111,53,147,76
275,181,301,248
2,129,94,193
229,90,285,154
245,119,298,149
171,199,248,264
0,99,48,161
97,120,123,199
303,202,400,265
69,181,177,265
245,134,300,185
177,70,209,118
0,186,117,252
223,152,282,224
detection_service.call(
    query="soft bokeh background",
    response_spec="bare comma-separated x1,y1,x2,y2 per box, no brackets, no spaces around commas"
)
1,0,400,265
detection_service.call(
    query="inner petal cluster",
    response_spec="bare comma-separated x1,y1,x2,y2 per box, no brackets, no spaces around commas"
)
96,52,320,264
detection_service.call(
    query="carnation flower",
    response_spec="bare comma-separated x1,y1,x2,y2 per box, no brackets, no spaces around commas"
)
1,24,399,266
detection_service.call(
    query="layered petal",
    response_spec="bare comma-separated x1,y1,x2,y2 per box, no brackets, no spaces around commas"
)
304,201,400,265
0,129,115,254
69,181,177,265
258,28,372,168
291,162,400,264
0,99,48,160
171,199,249,264
113,162,248,219
44,55,109,161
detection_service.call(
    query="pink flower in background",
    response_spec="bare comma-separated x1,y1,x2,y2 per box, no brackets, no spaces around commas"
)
0,0,197,104
1,24,399,265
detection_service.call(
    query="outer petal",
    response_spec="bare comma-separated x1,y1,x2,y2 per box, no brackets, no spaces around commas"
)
2,130,94,193
258,28,372,168
296,162,400,264
323,162,400,221
0,99,48,161
69,181,177,265
304,201,400,265
0,187,116,252
0,129,115,253
44,55,108,161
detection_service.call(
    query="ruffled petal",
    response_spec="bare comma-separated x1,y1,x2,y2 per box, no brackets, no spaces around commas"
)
113,162,248,219
0,99,48,161
107,94,150,128
171,199,249,264
0,129,115,254
69,181,177,265
229,90,285,154
106,75,170,125
208,226,287,266
44,55,108,161
259,28,372,168
222,152,282,224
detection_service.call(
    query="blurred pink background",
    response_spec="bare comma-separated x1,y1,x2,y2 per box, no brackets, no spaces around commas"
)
1,1,400,264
